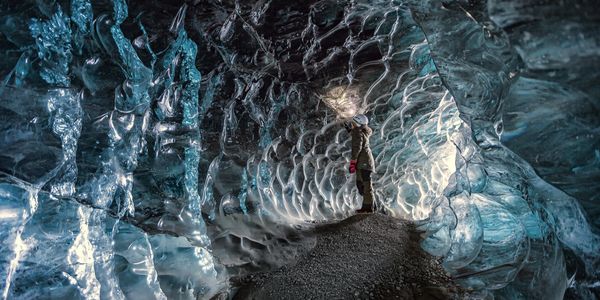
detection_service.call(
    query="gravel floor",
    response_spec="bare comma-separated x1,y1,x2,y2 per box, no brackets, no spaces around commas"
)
231,213,463,300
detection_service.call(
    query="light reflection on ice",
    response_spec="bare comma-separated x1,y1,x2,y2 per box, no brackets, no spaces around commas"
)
66,206,101,299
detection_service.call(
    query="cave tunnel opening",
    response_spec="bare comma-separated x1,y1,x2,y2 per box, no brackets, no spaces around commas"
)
0,0,599,299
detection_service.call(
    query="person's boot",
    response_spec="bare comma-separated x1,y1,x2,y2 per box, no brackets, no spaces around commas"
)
356,202,373,213
356,183,374,213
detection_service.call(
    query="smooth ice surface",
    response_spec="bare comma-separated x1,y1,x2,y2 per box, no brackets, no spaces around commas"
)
0,0,599,299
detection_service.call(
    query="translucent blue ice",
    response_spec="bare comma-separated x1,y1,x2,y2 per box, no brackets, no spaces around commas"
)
28,6,72,86
1,0,599,299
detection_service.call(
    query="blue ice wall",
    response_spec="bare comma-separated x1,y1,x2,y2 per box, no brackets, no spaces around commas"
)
0,0,598,299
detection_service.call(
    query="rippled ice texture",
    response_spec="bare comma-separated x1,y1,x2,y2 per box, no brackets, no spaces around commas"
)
0,0,598,299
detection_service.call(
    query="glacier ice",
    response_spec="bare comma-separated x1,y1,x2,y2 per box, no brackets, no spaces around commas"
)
0,0,599,299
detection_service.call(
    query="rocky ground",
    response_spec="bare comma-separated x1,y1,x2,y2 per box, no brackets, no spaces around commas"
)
231,213,464,299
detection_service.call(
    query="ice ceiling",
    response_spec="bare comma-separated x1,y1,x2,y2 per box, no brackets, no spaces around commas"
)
0,0,599,299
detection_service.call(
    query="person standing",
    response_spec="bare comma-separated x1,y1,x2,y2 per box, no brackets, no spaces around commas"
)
344,114,375,213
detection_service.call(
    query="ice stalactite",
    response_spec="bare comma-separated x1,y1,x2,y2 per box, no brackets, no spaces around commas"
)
29,6,72,87
46,89,83,197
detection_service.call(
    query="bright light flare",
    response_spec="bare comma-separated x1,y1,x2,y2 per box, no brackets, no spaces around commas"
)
0,209,20,221
321,86,361,119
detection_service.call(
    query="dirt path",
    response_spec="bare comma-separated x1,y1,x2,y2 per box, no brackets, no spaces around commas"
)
232,213,463,300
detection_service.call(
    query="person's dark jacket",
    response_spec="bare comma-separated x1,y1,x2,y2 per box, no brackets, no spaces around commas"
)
351,125,375,171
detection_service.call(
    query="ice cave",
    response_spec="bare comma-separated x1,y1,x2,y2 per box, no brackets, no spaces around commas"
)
0,0,599,299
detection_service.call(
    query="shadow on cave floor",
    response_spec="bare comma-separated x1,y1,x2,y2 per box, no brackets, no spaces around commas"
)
230,213,465,300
